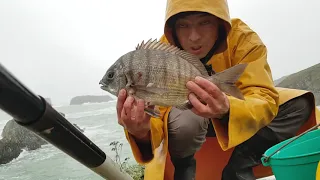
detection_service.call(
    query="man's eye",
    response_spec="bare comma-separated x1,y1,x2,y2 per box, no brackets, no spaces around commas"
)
200,21,210,25
177,23,188,28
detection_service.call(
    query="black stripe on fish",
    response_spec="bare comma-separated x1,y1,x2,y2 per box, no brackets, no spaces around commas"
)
145,50,151,86
127,52,135,86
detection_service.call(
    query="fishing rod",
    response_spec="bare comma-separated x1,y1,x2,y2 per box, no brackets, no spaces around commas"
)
0,63,133,180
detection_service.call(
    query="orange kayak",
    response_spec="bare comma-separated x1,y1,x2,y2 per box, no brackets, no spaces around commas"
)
163,108,318,180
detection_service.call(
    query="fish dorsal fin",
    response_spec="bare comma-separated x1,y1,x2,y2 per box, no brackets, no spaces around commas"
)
136,38,209,76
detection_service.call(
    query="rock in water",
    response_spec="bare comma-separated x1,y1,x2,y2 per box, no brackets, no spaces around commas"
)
1,119,48,149
70,95,113,105
0,139,23,164
0,119,48,164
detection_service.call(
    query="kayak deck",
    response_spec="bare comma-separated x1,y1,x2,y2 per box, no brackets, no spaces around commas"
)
163,111,317,180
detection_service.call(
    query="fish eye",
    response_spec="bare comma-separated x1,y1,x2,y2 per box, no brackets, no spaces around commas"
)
107,71,115,79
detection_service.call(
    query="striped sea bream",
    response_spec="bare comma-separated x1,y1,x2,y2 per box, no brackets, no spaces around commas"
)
99,39,247,117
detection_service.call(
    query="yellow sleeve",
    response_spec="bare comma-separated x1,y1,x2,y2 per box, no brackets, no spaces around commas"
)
212,31,280,151
124,106,169,164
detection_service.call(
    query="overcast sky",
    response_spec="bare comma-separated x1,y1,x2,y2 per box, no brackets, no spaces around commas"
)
0,0,319,105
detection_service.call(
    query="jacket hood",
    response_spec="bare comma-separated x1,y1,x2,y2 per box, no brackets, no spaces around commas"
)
164,0,231,54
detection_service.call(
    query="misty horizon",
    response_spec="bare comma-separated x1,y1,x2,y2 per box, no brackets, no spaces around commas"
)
1,0,319,106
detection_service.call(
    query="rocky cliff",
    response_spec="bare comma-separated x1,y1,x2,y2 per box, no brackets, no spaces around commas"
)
70,95,113,105
0,119,48,164
276,63,320,105
274,76,288,86
0,112,84,164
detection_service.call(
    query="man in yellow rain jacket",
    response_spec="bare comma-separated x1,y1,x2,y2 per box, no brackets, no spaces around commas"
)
116,0,320,179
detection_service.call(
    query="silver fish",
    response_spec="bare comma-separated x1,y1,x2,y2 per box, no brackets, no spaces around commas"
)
99,39,247,117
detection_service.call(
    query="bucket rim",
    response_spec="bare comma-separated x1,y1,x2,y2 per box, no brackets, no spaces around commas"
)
262,128,320,165
262,149,320,167
265,150,320,160
265,138,320,160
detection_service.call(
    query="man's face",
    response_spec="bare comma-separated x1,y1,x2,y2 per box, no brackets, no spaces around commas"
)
175,13,219,59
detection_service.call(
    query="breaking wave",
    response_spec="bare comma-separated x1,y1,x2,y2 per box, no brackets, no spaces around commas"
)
65,107,116,119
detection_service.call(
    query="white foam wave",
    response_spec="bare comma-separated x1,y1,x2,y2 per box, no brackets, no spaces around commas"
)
81,101,116,105
84,124,105,130
8,149,29,164
52,105,65,108
66,107,116,119
83,124,113,136
7,144,56,165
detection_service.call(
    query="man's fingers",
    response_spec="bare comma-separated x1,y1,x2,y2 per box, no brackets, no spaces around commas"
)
138,100,152,125
116,89,127,126
116,89,127,118
188,93,207,113
120,105,132,127
186,80,215,107
194,77,225,111
194,76,224,102
118,118,124,126
123,96,134,111
119,108,128,128
136,99,145,122
121,96,134,125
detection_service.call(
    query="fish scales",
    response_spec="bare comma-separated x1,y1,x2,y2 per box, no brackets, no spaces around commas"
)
122,49,202,106
128,50,199,88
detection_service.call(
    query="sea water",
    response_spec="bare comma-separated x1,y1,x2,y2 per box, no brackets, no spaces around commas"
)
1,103,318,179
0,101,134,180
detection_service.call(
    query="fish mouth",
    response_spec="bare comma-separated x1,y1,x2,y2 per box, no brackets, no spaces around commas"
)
99,80,117,94
99,80,106,86
100,85,108,91
100,85,117,94
99,80,109,91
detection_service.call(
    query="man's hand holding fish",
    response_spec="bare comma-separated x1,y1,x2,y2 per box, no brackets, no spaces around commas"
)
116,89,151,142
186,76,230,120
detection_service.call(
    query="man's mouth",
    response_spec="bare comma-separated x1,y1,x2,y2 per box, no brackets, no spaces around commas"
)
191,46,201,50
190,46,202,54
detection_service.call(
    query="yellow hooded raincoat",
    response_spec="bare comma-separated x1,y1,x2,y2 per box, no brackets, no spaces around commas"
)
123,0,320,179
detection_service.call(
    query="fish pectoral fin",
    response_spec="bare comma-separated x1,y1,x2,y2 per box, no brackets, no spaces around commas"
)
136,84,168,95
130,95,161,118
144,106,161,118
146,83,154,88
146,87,167,95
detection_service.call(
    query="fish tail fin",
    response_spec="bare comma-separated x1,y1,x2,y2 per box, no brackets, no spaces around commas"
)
206,63,248,100
215,83,245,100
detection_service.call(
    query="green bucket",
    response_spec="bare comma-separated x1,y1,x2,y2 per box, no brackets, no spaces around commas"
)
261,128,320,180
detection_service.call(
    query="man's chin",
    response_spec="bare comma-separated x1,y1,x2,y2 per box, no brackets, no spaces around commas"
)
185,48,207,59
195,53,207,59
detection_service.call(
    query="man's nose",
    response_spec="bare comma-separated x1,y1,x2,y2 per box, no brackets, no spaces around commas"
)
189,28,201,42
